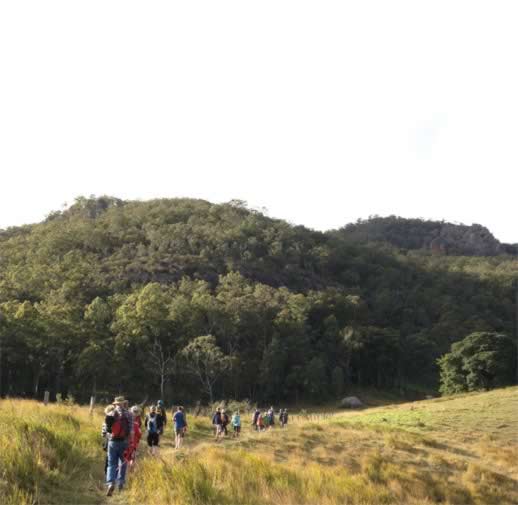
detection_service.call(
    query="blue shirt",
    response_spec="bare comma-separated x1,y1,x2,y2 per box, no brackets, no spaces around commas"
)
173,411,186,429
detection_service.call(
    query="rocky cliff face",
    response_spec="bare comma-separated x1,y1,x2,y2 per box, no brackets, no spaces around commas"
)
434,223,502,256
337,216,515,256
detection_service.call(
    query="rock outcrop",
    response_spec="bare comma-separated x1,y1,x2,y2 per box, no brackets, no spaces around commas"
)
339,396,364,409
337,216,514,256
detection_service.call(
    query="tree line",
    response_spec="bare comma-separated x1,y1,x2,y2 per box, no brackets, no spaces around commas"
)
0,197,516,403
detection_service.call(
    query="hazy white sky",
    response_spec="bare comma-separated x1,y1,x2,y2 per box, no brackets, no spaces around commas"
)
0,1,516,242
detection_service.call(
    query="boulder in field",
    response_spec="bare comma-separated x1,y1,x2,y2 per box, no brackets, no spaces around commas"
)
339,396,364,409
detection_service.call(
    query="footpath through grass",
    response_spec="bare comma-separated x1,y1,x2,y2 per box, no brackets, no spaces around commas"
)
1,388,517,504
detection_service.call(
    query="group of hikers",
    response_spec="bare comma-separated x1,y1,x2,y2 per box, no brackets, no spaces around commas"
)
101,396,187,496
101,396,289,496
252,407,289,431
211,406,289,438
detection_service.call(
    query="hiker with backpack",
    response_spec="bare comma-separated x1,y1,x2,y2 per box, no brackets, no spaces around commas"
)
280,408,289,428
252,408,260,431
105,396,134,496
268,406,275,428
145,405,162,455
256,411,265,431
263,410,271,430
231,410,241,437
101,405,115,478
173,406,187,449
212,408,223,440
221,409,230,436
157,400,167,435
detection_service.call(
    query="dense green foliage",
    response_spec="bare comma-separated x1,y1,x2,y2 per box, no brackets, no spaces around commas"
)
438,332,516,394
0,197,516,403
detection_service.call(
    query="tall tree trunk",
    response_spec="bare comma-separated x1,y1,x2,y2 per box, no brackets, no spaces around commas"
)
55,363,64,400
92,375,97,397
7,368,13,395
160,372,165,398
376,360,382,388
52,348,65,400
33,366,41,397
344,354,352,386
207,381,213,404
232,364,239,399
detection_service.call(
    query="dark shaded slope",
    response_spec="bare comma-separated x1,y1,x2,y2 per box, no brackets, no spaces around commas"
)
333,215,514,256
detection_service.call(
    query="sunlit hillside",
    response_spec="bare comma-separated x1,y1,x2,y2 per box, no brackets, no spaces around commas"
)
1,388,517,504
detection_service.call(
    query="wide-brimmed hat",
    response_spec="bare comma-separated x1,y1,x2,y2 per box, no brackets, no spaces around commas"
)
113,396,126,405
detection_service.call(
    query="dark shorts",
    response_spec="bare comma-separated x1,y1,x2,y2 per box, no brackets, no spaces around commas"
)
233,425,241,433
147,432,159,447
175,427,185,437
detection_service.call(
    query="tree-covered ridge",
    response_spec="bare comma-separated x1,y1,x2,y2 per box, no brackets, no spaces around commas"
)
0,197,330,298
0,196,516,403
336,215,518,256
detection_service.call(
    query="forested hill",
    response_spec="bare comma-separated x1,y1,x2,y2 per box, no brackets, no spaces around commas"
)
0,196,516,404
335,215,518,256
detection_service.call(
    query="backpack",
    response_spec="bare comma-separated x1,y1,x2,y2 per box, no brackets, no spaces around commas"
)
158,407,167,423
147,415,158,434
111,412,130,439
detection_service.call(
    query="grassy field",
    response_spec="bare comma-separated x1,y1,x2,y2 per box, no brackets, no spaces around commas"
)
1,388,517,504
0,399,106,505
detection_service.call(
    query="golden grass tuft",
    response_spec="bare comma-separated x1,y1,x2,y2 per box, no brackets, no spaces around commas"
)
0,399,105,505
126,447,397,505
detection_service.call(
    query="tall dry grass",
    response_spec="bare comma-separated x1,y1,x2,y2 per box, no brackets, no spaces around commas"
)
0,387,516,504
0,399,104,505
125,446,397,505
125,387,518,505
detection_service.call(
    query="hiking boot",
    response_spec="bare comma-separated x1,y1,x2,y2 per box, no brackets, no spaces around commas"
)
106,484,115,497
